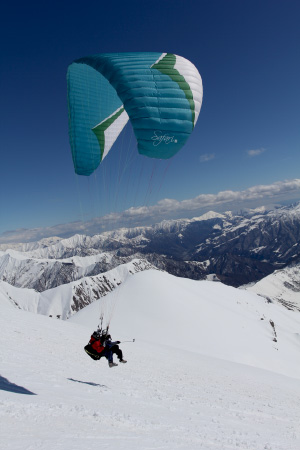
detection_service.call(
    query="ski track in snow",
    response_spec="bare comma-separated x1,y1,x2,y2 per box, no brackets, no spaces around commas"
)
1,296,300,450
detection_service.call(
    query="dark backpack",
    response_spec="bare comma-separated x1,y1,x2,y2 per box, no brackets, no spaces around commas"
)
84,343,102,360
84,331,105,360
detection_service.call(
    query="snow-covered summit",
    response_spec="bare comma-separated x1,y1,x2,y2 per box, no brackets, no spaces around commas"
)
192,211,226,221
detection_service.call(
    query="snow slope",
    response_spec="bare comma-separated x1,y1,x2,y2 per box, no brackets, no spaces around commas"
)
1,271,300,450
70,270,300,379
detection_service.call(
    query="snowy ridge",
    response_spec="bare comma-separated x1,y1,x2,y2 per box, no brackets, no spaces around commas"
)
0,259,157,319
247,262,300,311
0,247,154,292
0,236,63,252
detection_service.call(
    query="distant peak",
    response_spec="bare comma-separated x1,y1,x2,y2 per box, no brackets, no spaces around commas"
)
193,211,225,221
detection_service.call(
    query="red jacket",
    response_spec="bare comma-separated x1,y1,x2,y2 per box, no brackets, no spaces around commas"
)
89,336,105,354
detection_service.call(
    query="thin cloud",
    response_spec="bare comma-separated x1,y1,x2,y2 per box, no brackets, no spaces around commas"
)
247,148,266,157
1,179,300,245
200,153,215,162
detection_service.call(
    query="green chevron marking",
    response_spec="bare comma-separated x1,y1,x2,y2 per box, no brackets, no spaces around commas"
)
92,107,125,159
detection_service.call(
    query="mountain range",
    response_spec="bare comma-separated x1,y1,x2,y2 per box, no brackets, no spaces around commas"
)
0,201,299,317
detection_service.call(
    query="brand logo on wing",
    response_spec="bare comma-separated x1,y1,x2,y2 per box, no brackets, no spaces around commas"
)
151,131,178,146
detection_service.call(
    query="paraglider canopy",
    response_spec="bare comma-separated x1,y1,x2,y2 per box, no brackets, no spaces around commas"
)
67,52,203,176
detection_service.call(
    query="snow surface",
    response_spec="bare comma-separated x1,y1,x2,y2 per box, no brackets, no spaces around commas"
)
71,271,300,379
1,270,300,450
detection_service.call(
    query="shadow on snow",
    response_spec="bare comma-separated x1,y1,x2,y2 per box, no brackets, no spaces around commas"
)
0,375,36,395
67,378,107,388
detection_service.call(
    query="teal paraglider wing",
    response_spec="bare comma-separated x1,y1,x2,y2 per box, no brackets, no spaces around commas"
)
67,52,202,175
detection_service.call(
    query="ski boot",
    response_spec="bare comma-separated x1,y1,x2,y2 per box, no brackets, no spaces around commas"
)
109,362,118,368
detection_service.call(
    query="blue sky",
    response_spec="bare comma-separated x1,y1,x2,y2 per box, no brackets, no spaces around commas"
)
1,0,300,242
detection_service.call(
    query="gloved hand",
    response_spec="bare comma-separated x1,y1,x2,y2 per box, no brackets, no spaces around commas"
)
116,341,121,344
